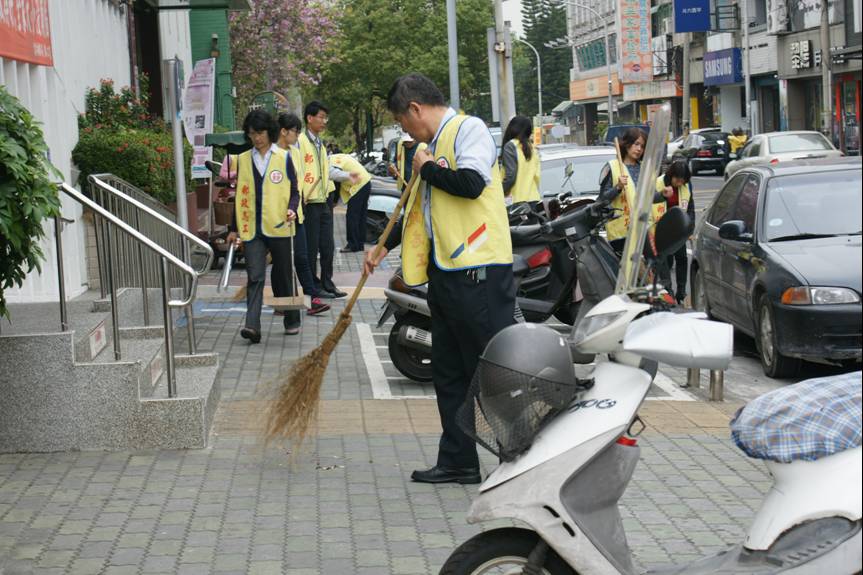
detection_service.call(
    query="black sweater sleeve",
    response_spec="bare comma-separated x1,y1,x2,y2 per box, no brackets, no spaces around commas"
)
419,162,486,200
383,218,403,252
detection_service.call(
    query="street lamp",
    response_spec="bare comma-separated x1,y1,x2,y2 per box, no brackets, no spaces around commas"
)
555,0,615,125
514,37,542,119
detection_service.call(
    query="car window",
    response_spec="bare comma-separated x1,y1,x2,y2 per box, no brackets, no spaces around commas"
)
763,169,862,241
689,134,705,148
767,133,833,153
733,175,761,234
745,140,761,158
708,174,748,226
540,153,615,196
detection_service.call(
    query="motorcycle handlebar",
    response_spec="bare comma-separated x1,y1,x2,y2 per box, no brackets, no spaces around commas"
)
540,200,611,238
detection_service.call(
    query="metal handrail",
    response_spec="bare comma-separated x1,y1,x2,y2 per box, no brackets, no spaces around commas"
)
89,175,214,276
58,183,199,397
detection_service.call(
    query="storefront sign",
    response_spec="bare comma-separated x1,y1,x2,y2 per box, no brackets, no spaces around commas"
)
618,0,653,83
704,48,743,85
674,0,711,32
623,80,681,101
183,58,216,180
0,0,53,66
570,74,622,101
768,0,843,33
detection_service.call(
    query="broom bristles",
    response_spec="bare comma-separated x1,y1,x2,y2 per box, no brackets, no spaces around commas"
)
263,312,353,447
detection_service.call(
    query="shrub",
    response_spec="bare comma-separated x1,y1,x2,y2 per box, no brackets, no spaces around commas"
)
72,127,192,205
78,75,162,132
0,86,62,318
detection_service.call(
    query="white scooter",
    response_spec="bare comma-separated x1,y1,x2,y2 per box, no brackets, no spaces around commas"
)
441,291,862,574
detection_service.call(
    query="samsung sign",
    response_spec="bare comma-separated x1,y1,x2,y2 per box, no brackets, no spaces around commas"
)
704,48,743,85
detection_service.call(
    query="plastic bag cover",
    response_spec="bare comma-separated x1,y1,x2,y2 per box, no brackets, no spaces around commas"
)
730,371,862,462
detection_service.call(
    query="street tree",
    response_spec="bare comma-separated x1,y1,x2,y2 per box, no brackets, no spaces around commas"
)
517,0,572,117
314,0,494,152
228,0,339,124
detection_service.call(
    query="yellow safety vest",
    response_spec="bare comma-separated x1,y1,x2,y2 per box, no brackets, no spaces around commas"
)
728,134,748,154
329,153,372,204
234,148,296,241
401,115,513,286
298,131,329,204
508,140,541,203
605,161,667,241
654,175,691,212
396,140,428,190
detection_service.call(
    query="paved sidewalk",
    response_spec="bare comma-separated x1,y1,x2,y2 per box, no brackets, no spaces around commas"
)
0,210,775,574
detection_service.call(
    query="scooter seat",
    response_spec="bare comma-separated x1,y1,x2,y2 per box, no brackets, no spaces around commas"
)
510,224,544,246
731,371,862,463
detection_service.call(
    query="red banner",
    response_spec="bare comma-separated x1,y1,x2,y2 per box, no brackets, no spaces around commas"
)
0,0,53,67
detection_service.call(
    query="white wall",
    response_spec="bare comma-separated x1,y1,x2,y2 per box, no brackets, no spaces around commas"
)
719,85,746,131
1,0,131,303
159,8,193,121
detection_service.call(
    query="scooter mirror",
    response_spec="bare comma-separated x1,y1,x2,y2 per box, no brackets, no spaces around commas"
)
654,206,691,258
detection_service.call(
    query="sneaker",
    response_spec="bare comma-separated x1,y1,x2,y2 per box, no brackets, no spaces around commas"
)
284,325,300,336
307,298,331,316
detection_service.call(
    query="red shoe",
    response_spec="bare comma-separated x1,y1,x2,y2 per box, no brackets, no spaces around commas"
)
307,298,331,316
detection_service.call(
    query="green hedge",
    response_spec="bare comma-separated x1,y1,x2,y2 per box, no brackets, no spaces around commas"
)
72,127,193,205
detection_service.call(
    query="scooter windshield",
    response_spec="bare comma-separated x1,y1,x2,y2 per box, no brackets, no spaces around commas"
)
614,104,671,294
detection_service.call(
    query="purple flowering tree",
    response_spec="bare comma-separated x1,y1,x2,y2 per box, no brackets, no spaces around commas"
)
229,0,338,122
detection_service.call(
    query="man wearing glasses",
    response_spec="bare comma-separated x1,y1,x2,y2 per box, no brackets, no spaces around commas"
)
298,101,359,299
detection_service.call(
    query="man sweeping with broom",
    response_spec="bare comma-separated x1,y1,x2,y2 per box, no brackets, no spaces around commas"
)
364,74,516,484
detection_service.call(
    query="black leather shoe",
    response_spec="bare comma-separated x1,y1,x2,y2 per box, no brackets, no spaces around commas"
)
339,245,358,253
317,290,337,299
240,327,261,344
329,289,348,299
411,465,481,485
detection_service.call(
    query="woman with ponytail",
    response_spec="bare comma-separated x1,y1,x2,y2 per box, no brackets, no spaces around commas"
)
500,115,541,204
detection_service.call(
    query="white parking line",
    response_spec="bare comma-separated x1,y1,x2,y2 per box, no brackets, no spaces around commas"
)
356,323,392,399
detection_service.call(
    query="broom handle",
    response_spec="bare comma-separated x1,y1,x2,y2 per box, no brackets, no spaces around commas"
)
614,136,624,178
341,170,420,317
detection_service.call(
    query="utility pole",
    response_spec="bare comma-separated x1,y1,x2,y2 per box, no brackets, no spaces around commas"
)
494,0,514,123
742,0,754,134
681,33,690,133
819,0,833,137
446,0,460,110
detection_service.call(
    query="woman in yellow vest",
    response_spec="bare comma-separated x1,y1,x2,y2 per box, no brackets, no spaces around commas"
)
598,127,670,255
656,160,695,304
500,115,541,204
329,153,372,253
277,113,331,317
364,74,515,485
389,133,427,191
226,110,301,342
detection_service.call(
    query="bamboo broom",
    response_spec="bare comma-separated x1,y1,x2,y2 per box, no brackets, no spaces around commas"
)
263,168,419,447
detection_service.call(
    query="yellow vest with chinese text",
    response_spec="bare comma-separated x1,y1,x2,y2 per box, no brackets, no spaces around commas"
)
235,148,295,241
605,160,667,241
298,131,329,204
401,115,513,286
509,140,541,203
329,153,372,204
654,175,691,212
396,140,428,190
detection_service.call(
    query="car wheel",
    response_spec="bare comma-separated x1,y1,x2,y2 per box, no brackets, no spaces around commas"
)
756,294,801,379
688,159,698,176
716,164,725,176
691,265,713,319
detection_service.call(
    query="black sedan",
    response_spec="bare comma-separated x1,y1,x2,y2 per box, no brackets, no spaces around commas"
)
691,157,862,378
672,131,731,176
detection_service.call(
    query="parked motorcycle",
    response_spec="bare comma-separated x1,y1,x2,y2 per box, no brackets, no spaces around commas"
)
440,209,862,575
377,200,625,382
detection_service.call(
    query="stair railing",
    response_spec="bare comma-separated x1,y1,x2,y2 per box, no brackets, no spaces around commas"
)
87,175,214,356
57,183,205,397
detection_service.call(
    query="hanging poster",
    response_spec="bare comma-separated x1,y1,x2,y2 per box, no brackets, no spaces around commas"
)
618,0,653,83
183,58,216,180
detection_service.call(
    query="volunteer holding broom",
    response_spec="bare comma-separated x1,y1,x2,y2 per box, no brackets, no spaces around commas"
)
226,110,302,342
364,73,516,485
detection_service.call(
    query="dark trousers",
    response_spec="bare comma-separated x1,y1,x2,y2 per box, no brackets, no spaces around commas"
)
243,236,300,331
303,201,336,292
427,262,517,469
292,221,318,297
345,182,371,250
664,244,688,300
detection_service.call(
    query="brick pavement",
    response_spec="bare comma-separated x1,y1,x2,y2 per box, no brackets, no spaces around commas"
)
0,208,775,574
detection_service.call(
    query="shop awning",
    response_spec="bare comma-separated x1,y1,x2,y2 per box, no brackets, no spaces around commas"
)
552,100,576,115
